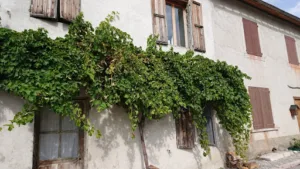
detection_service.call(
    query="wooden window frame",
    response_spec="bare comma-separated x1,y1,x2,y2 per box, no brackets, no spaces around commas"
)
32,100,87,169
166,0,188,47
204,107,216,146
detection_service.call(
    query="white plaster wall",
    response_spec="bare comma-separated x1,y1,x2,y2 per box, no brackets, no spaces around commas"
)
87,107,224,169
0,91,33,169
212,0,300,142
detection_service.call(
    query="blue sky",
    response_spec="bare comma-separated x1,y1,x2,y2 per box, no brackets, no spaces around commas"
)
263,0,300,17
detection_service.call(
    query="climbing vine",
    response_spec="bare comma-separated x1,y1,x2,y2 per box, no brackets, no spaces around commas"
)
0,13,252,158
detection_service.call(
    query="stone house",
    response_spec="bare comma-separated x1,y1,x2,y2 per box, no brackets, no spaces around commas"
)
0,0,300,169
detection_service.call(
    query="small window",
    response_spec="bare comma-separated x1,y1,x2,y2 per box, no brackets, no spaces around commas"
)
151,0,205,51
204,106,216,145
34,104,84,169
285,35,299,65
242,18,262,57
248,87,275,130
166,3,186,47
30,0,81,22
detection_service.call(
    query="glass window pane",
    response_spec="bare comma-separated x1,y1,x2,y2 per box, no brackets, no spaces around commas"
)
206,117,215,145
39,134,59,161
40,108,59,132
166,4,174,45
175,7,186,47
62,116,77,131
61,133,79,159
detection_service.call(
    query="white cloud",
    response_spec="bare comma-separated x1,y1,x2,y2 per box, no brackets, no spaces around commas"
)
288,2,300,17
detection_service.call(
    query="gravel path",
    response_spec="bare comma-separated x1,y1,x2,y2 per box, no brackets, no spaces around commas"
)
254,152,300,169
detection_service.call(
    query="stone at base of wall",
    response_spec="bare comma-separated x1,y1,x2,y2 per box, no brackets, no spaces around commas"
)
248,134,300,159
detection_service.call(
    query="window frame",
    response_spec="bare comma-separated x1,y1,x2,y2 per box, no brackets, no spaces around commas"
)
165,0,188,47
33,100,86,168
204,108,216,146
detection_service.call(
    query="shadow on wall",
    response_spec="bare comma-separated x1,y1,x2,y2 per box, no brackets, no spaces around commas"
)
88,106,144,169
0,91,25,124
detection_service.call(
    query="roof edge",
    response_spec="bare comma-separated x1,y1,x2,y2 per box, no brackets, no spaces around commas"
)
240,0,300,27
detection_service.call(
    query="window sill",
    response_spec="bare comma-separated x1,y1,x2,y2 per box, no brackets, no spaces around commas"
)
246,53,265,62
251,128,279,133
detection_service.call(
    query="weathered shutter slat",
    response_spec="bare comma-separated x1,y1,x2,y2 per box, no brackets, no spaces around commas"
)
31,0,57,19
60,0,81,22
176,110,195,149
260,88,275,128
285,35,299,65
192,1,205,52
152,0,168,44
249,87,264,130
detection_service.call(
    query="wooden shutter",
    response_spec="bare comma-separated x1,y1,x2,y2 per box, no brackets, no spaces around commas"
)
192,1,205,52
249,87,275,130
260,88,275,128
243,18,262,57
285,35,299,65
152,0,168,44
176,110,195,149
60,0,81,22
249,87,264,130
30,0,58,19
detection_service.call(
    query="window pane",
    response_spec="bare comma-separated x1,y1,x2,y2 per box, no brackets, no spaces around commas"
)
175,7,186,47
39,134,59,160
206,117,215,145
166,4,174,45
62,116,78,131
40,108,59,132
61,133,79,159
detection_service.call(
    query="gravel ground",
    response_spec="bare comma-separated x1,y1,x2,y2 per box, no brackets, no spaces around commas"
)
254,152,300,169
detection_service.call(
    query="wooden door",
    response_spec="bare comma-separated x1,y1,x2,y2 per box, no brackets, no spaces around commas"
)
294,99,300,130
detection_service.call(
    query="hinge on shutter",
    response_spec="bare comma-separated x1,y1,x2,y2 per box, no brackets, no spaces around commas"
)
195,24,203,28
154,13,165,18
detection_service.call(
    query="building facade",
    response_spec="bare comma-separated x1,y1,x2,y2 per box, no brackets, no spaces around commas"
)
0,0,300,169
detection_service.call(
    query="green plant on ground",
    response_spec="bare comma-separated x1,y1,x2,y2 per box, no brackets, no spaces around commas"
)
0,12,252,158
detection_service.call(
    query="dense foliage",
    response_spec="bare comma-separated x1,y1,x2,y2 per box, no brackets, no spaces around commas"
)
0,13,251,157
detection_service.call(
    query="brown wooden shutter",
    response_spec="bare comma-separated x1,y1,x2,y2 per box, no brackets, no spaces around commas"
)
285,35,299,65
260,88,275,128
60,0,81,22
175,110,195,149
243,18,262,57
249,87,275,130
30,0,58,19
151,0,168,44
249,87,264,130
192,1,205,52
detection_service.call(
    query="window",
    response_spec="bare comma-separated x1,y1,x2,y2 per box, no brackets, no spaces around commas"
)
166,3,187,47
175,109,195,149
248,87,275,130
204,106,216,145
34,103,84,169
242,18,262,57
30,0,81,22
285,35,299,65
151,0,205,51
